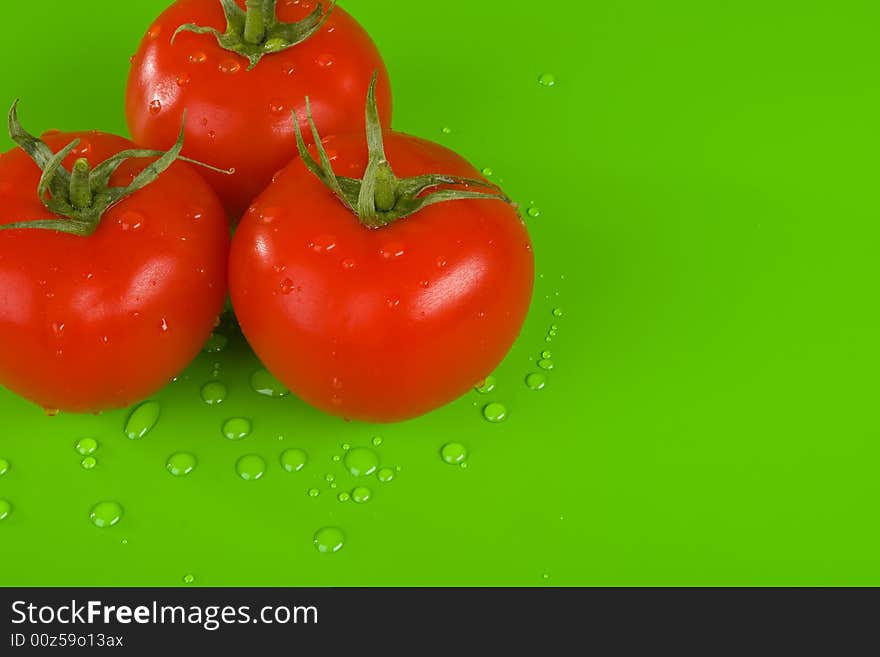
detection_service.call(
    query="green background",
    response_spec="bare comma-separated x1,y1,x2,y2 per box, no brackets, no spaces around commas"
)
1,0,878,585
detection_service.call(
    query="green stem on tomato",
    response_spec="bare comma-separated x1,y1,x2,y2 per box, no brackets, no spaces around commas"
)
243,0,267,45
68,158,93,210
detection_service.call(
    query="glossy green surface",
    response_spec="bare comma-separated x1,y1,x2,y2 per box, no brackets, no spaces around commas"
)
1,1,879,585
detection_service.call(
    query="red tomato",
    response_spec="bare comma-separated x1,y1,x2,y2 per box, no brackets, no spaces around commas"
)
230,132,534,422
125,0,392,219
0,131,229,413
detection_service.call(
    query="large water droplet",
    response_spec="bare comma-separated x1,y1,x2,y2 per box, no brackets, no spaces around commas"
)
149,100,162,115
280,448,307,473
314,527,344,553
250,369,290,397
483,402,508,423
75,437,98,455
236,455,266,481
124,401,160,439
344,447,379,477
222,417,252,441
167,452,197,477
441,442,468,465
200,381,227,405
89,501,123,528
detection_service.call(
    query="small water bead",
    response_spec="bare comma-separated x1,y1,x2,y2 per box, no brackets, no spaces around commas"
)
527,206,541,218
308,488,320,497
188,51,208,64
483,402,508,423
537,359,554,371
183,574,195,585
269,99,286,114
341,443,351,451
551,324,559,331
236,455,266,481
481,167,494,177
344,447,379,477
330,482,338,489
372,436,384,447
166,452,197,477
332,455,341,462
441,442,468,465
538,72,557,87
337,491,350,502
314,527,344,554
149,100,162,115
542,350,553,359
325,473,335,483
280,278,295,294
176,72,191,87
342,258,357,271
125,401,161,439
377,467,395,483
309,234,337,254
475,376,497,394
315,53,334,67
552,308,564,317
147,24,162,39
81,456,97,470
75,437,98,456
351,487,372,504
219,59,241,74
526,373,547,391
280,448,307,473
379,242,406,260
222,417,252,441
0,499,11,520
118,210,144,231
0,458,8,475
250,369,290,397
89,501,123,528
441,126,452,134
200,381,227,405
203,333,227,353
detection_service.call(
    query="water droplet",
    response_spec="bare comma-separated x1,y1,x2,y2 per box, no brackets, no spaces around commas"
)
309,234,337,254
72,140,92,156
314,527,344,553
342,443,351,451
219,59,241,74
386,297,400,310
80,456,97,470
149,99,162,115
280,278,294,294
188,51,207,64
315,53,334,67
308,488,320,497
552,308,564,317
538,72,557,87
352,486,372,504
527,206,541,218
250,369,290,397
203,333,227,353
337,491,350,502
75,437,98,456
325,473,335,483
377,467,395,483
166,452,197,477
0,458,8,476
379,242,406,260
175,73,192,88
481,167,494,177
344,447,379,477
541,350,552,359
441,442,468,465
89,501,123,528
269,99,286,114
483,402,508,423
332,454,341,462
537,359,554,371
526,372,547,390
258,206,282,224
183,574,195,584
147,24,162,40
280,448,307,473
124,401,160,439
0,499,11,521
200,381,227,405
436,256,448,268
117,210,144,231
372,436,383,447
159,317,170,333
475,376,496,394
342,258,357,271
222,417,251,441
441,126,452,134
236,454,266,481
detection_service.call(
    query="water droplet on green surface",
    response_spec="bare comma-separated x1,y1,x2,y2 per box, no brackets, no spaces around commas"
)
325,473,335,483
203,333,227,353
89,501,123,528
314,527,344,553
0,499,11,520
308,488,320,497
344,447,379,477
183,574,195,584
337,491,350,502
541,350,552,359
81,456,97,470
200,381,227,405
166,452,197,477
441,126,452,134
125,401,160,439
222,417,251,441
75,437,98,455
280,448,307,473
441,442,468,465
527,206,541,218
377,467,395,483
0,458,10,475
341,443,351,451
236,455,266,481
250,369,290,397
538,72,557,87
552,308,564,317
537,359,554,371
475,376,496,394
332,454,341,462
483,402,508,423
352,486,372,504
526,373,547,391
372,436,383,447
481,167,494,177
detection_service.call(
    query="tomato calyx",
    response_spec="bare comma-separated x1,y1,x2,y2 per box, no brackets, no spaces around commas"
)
293,73,513,229
172,0,336,71
0,102,233,238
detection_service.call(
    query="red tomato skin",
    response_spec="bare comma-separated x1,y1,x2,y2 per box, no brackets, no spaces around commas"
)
125,0,392,220
0,131,229,413
230,132,535,423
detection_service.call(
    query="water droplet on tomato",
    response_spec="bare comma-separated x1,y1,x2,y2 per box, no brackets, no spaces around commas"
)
483,402,508,423
125,401,161,439
269,99,286,114
250,369,289,397
149,100,162,115
222,417,251,441
526,372,547,390
236,455,266,481
352,486,372,504
176,72,191,87
436,256,448,268
75,437,98,455
309,234,337,254
475,376,496,394
200,381,227,405
118,210,144,231
280,279,294,294
314,527,344,553
280,448,307,473
386,297,400,310
72,140,91,156
315,53,334,67
166,452,197,476
50,321,65,338
282,64,296,76
342,258,357,271
379,242,406,260
159,318,170,333
344,447,379,477
219,59,241,74
258,206,282,224
89,501,123,528
147,24,162,40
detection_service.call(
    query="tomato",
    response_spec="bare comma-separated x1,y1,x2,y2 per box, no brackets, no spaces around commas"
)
125,0,392,220
0,110,229,413
229,81,534,422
